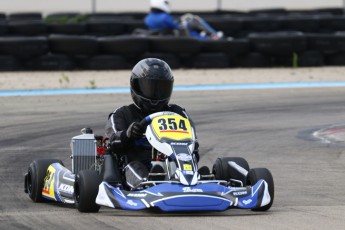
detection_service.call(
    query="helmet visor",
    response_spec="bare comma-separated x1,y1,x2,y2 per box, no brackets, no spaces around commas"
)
132,78,173,100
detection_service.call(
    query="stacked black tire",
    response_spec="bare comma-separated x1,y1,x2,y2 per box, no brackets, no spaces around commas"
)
1,9,345,70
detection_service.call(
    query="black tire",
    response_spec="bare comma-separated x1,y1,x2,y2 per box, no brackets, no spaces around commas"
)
326,52,345,66
26,159,64,202
193,53,229,68
24,53,75,71
8,12,42,21
123,19,146,34
0,55,21,71
76,55,128,70
246,168,274,211
0,36,49,60
46,22,86,35
212,157,250,187
319,16,345,32
248,31,307,56
0,21,8,35
236,52,273,68
8,20,46,36
86,19,125,36
242,16,281,32
307,34,340,55
206,17,243,37
98,35,149,56
298,50,324,67
278,15,320,33
248,8,288,16
149,37,201,56
0,14,6,21
199,39,250,57
49,34,98,56
74,170,102,213
140,52,181,69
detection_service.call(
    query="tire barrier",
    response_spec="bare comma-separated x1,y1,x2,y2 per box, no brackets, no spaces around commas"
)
0,32,345,70
0,8,345,70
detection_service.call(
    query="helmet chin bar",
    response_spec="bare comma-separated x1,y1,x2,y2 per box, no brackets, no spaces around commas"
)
131,89,170,114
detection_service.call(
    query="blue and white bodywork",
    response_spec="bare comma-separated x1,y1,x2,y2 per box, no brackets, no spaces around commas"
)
95,111,272,212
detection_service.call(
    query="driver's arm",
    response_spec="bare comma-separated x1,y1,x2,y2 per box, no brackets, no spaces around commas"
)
105,107,144,153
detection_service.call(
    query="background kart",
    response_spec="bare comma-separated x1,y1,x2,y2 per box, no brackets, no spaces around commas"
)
24,111,274,213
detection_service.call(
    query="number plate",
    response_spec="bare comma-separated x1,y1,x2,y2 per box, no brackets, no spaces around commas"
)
151,115,193,141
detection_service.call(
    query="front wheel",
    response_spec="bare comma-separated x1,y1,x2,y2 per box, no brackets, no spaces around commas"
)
247,168,274,211
26,159,64,202
212,157,250,187
74,170,102,213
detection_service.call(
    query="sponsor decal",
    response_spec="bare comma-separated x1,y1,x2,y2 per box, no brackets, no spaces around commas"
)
171,142,188,146
127,193,147,198
58,183,74,194
42,166,55,196
183,164,192,171
177,153,192,161
183,187,203,193
233,191,247,196
243,199,252,205
126,200,138,206
183,170,194,175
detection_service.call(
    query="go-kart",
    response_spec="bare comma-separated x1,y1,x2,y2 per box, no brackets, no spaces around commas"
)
24,111,274,213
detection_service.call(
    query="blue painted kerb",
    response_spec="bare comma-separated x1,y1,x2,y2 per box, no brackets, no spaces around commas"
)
1,82,345,97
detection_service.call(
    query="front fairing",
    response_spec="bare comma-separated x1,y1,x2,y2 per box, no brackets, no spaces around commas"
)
96,179,271,211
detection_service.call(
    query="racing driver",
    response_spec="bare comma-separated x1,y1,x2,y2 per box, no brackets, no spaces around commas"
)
103,58,200,188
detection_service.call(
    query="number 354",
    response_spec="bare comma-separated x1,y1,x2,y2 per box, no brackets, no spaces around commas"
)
158,118,187,131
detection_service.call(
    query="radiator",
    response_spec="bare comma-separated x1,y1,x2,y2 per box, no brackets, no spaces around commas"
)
70,133,97,174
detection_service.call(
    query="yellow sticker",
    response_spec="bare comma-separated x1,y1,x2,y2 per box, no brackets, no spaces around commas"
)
42,165,56,200
183,164,192,171
151,115,193,141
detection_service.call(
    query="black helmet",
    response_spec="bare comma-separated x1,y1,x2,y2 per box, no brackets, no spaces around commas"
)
130,58,174,114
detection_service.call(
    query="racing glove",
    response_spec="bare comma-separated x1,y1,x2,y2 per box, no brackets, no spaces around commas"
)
126,122,145,140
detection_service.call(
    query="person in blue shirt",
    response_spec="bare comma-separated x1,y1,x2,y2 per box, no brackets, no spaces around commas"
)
144,0,223,40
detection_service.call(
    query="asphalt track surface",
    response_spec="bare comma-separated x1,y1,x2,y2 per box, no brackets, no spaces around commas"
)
1,87,345,230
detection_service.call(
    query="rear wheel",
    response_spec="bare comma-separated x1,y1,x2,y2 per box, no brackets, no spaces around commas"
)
26,159,64,202
74,170,102,213
212,157,250,186
247,168,274,211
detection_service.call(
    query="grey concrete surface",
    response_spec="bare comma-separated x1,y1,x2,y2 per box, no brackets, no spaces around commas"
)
0,88,345,229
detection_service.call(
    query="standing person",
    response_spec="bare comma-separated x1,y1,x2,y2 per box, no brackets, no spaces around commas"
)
144,0,223,39
103,58,200,189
